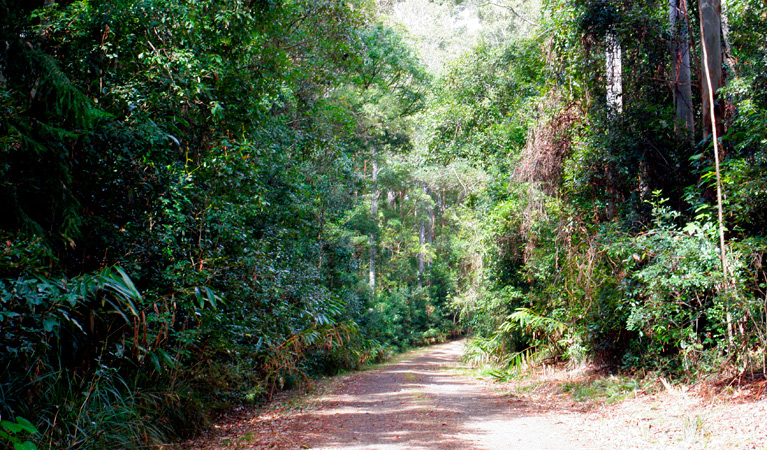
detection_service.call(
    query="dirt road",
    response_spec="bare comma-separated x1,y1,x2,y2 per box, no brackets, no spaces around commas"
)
186,340,767,450
287,340,582,449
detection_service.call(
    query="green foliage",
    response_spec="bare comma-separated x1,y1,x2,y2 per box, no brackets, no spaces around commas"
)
36,368,171,449
502,308,566,348
620,197,732,372
0,0,456,447
420,39,544,167
424,0,767,380
0,417,39,450
4,0,767,445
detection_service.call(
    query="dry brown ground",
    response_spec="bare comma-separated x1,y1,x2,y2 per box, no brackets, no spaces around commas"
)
182,340,767,450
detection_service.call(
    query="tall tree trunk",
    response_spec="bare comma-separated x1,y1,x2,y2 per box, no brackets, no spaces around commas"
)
699,0,725,140
418,219,425,289
387,190,396,207
720,0,736,75
369,154,379,297
427,198,435,253
369,234,376,294
670,0,695,139
700,0,731,347
606,31,623,115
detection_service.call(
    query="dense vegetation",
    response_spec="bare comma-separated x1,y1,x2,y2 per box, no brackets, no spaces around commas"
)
1,0,765,448
418,0,767,379
0,0,456,447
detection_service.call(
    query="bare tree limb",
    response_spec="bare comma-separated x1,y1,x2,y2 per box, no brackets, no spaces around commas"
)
477,1,538,26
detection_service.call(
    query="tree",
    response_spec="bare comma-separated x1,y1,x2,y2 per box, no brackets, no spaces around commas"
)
606,30,623,115
670,0,694,138
699,0,725,139
370,152,379,296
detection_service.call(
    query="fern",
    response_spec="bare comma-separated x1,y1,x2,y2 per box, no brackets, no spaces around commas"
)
24,47,106,132
501,307,566,336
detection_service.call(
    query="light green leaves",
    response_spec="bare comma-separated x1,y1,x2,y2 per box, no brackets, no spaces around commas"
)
0,417,39,450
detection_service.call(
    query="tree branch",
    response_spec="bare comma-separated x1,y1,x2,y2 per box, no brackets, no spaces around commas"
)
478,1,538,26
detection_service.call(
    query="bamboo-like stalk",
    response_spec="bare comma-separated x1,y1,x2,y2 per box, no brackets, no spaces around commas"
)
699,8,727,281
699,6,733,349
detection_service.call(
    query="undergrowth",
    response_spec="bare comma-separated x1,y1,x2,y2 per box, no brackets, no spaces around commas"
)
560,376,648,404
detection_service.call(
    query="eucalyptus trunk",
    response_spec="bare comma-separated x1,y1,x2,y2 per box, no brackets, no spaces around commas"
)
605,31,623,115
369,155,379,296
700,0,732,347
670,0,694,139
699,0,725,140
418,219,425,289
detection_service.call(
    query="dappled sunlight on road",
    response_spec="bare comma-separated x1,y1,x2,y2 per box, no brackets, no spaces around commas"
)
288,340,584,450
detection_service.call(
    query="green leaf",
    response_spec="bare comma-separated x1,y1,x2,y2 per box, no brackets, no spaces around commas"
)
15,441,38,450
100,267,140,318
113,267,141,300
57,309,84,333
15,417,39,435
1,420,23,434
195,287,204,309
42,316,58,333
204,287,221,309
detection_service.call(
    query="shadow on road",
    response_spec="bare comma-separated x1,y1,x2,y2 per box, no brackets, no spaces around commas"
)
292,340,578,450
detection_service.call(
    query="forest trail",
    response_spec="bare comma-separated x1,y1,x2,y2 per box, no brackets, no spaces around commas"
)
186,340,767,450
188,339,584,449
274,339,583,450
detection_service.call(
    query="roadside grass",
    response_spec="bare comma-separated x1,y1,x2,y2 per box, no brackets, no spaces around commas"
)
460,358,767,449
456,359,725,448
456,341,658,407
560,375,648,404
